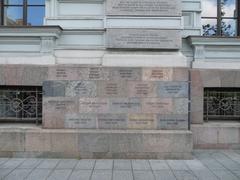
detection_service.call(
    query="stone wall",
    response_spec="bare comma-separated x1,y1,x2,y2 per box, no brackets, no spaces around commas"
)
43,66,189,130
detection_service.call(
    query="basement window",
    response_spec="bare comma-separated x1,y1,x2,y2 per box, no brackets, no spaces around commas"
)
204,88,240,121
0,86,42,124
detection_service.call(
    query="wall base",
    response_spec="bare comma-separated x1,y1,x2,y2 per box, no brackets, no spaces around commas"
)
0,125,193,159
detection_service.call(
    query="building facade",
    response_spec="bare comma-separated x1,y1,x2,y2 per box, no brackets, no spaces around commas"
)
0,0,239,158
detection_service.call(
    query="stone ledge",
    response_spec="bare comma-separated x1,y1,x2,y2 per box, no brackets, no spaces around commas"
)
192,122,240,149
0,127,193,159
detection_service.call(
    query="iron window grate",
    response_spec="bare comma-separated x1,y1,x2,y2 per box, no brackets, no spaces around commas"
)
0,86,42,123
204,88,240,121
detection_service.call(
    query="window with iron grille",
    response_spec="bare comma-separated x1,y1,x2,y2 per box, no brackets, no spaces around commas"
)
0,86,42,123
0,0,45,26
204,88,240,121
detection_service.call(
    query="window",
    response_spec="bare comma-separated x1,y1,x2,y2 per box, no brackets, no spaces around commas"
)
204,88,240,121
0,0,45,26
202,0,240,36
0,86,42,124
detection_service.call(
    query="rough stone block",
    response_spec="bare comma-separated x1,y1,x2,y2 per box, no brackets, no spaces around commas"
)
0,132,25,151
157,82,188,98
22,66,48,85
128,82,156,97
142,98,172,114
191,96,204,124
220,71,237,87
4,66,24,85
65,114,97,129
157,114,188,130
200,70,221,87
97,81,127,97
142,68,173,81
107,29,181,49
110,67,142,81
173,98,189,114
106,0,181,16
66,81,97,97
25,132,51,152
109,98,141,113
98,114,128,129
79,98,109,113
173,68,189,81
128,114,156,129
43,81,66,97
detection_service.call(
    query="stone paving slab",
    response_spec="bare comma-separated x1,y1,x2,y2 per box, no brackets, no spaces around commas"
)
0,150,240,180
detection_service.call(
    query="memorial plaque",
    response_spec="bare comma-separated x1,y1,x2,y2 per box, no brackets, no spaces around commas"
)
143,68,173,81
128,82,156,97
79,98,109,113
97,81,127,97
157,82,188,98
107,29,181,49
142,98,172,114
174,98,189,114
157,114,188,130
66,81,97,97
48,66,80,80
110,98,141,113
128,114,156,129
65,114,97,129
106,0,181,16
98,114,127,129
43,97,78,113
110,68,141,81
43,81,66,97
87,67,110,80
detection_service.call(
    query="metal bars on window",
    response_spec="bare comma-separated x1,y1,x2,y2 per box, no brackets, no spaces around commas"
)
204,88,240,121
0,86,42,124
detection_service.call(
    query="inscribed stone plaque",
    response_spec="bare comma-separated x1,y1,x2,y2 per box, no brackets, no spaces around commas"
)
97,81,127,97
128,114,156,129
142,98,172,114
128,82,156,97
98,114,127,129
87,67,110,80
110,98,141,113
106,0,181,16
66,81,97,97
65,114,97,129
79,98,109,113
157,82,188,98
110,68,141,81
143,68,173,81
157,114,188,130
48,66,80,80
107,29,181,49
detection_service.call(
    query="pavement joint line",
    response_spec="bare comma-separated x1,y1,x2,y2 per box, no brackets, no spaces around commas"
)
44,159,61,180
181,160,200,180
131,160,135,180
221,150,240,166
193,154,221,180
166,160,178,180
89,159,96,180
148,160,157,180
23,159,44,180
209,152,240,179
111,159,114,180
67,159,79,180
2,158,27,180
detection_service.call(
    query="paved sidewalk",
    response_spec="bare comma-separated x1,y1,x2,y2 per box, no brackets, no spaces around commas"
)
0,150,240,180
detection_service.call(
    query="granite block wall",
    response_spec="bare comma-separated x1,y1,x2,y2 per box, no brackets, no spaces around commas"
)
43,66,190,130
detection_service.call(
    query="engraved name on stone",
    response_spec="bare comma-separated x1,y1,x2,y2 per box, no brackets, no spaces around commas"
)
107,0,181,16
48,100,75,110
143,68,173,81
110,98,141,113
66,81,97,97
157,115,188,130
157,82,188,98
98,114,127,129
65,114,96,129
79,98,109,113
107,29,181,49
128,114,155,129
111,68,141,81
142,99,172,113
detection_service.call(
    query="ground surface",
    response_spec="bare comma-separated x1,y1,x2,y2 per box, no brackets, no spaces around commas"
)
0,150,240,180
